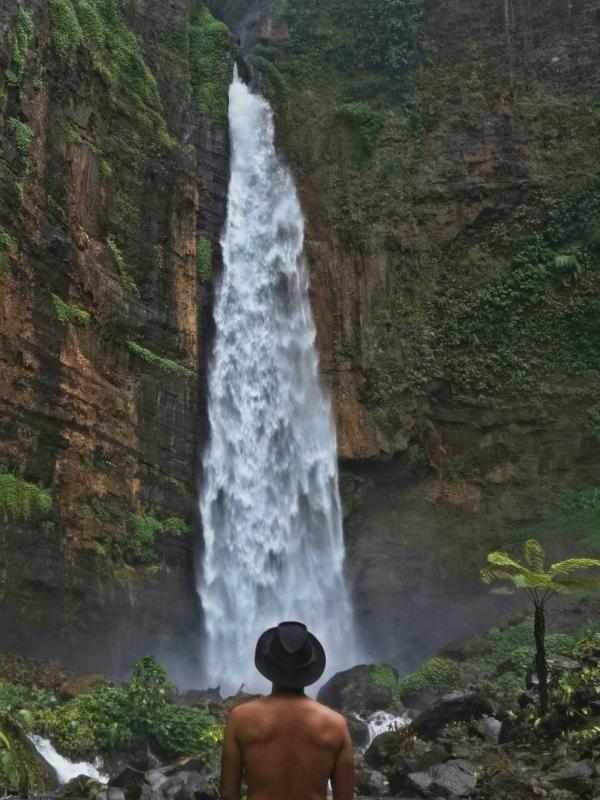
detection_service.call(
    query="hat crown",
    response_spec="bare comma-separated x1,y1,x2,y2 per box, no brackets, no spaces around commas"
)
277,622,308,654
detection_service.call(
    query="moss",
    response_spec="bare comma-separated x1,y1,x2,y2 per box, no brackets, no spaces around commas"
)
396,658,461,704
188,5,234,124
126,341,195,379
0,226,14,273
51,294,91,326
163,516,192,536
106,235,139,296
8,118,33,157
0,471,52,522
197,236,213,283
48,0,82,69
371,663,397,688
6,8,35,87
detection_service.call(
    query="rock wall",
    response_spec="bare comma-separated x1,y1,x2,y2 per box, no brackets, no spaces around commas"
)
0,0,232,681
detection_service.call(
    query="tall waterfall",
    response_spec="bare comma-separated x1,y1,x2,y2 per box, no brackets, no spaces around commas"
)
198,72,356,695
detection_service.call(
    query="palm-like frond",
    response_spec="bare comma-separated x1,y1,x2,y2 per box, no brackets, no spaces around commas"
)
553,576,600,590
549,557,600,578
524,539,545,572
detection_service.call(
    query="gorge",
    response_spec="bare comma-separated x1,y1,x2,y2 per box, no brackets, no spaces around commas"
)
0,0,599,689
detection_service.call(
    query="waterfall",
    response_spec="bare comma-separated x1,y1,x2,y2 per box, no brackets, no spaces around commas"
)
28,735,108,785
198,71,356,695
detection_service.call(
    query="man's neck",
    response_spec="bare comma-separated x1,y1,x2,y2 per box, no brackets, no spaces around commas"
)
271,684,306,697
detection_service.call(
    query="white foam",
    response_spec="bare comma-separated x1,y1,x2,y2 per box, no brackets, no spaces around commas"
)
28,734,108,785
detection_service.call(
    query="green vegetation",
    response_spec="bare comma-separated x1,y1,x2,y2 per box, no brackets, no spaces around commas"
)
51,294,91,326
8,118,33,157
126,341,195,379
0,226,14,272
48,0,82,69
116,513,192,567
396,657,461,705
0,471,52,522
45,657,222,762
6,8,35,87
197,236,213,283
188,5,234,124
482,539,600,713
106,235,139,296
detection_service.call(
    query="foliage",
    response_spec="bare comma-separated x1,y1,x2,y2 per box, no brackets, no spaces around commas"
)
197,236,213,284
396,657,461,704
6,8,35,87
188,5,234,124
0,470,52,522
106,235,139,296
335,101,386,157
586,403,600,443
46,657,222,762
163,516,192,536
126,341,195,379
116,513,191,567
0,226,14,272
51,294,91,326
48,0,82,69
8,118,33,157
74,0,175,150
273,0,288,25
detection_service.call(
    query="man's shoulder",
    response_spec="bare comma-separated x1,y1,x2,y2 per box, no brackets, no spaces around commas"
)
310,698,348,728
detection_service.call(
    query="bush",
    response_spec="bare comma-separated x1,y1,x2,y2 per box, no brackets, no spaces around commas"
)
126,341,195,379
46,658,222,763
52,294,91,326
48,0,82,69
189,6,234,124
6,9,35,87
8,118,33,157
396,658,461,704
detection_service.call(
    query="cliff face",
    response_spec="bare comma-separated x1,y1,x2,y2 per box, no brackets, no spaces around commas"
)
233,0,600,666
0,0,232,680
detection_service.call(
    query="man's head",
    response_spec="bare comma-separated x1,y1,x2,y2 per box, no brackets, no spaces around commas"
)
255,621,326,688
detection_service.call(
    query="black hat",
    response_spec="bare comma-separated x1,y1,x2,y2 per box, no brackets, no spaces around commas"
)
255,622,326,688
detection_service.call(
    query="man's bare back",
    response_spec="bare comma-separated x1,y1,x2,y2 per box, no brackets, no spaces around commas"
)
220,689,354,800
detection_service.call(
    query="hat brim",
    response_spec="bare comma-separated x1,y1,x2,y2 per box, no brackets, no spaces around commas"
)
255,628,326,688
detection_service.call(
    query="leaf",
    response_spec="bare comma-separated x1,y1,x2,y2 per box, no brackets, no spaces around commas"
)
486,552,546,587
553,576,600,591
524,539,545,572
549,558,600,578
16,709,34,732
0,729,11,750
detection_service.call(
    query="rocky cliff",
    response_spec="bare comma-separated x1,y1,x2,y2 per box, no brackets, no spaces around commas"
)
0,0,233,680
1,0,599,680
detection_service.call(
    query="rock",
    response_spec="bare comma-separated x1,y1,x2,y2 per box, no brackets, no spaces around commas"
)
355,768,389,796
97,789,126,800
411,692,495,739
517,691,536,709
63,775,97,796
60,673,112,698
407,759,477,798
317,664,399,713
344,714,370,748
140,767,217,800
439,633,489,661
178,687,223,706
406,770,433,794
473,716,502,744
527,656,581,688
548,760,594,795
364,731,406,771
109,766,145,800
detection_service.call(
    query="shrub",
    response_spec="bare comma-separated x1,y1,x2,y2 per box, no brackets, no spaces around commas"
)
6,9,35,87
8,118,33,157
0,471,52,522
106,236,139,296
0,226,14,272
197,236,213,284
126,341,195,379
51,294,91,326
48,0,82,69
189,6,233,124
46,657,222,762
396,658,461,704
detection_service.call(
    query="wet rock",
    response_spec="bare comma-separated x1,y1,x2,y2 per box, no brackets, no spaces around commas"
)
364,731,408,771
408,759,476,798
548,759,593,795
317,664,399,713
411,692,494,739
355,767,389,796
64,775,98,796
109,765,145,800
97,789,126,800
140,766,217,800
345,713,370,748
473,716,502,744
60,673,112,699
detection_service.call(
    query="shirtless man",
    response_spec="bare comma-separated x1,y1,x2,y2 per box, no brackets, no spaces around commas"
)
220,622,354,800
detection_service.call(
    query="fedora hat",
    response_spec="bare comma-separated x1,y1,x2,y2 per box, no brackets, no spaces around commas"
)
255,621,326,688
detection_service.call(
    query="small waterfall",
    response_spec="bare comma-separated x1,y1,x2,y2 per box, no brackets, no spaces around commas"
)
365,711,410,746
198,71,356,695
28,735,108,784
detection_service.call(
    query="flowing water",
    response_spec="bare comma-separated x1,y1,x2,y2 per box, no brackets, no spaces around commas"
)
28,735,108,784
198,72,356,695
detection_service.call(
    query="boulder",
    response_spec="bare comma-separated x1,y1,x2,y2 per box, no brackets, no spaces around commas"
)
60,673,112,699
364,731,407,772
140,767,217,800
411,692,494,739
96,790,126,800
548,760,594,795
317,664,399,713
344,714,370,748
109,766,145,800
407,759,476,798
178,687,222,706
473,716,502,744
355,767,389,796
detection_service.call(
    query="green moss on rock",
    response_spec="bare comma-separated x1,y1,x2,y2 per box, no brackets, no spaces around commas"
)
6,8,35,87
0,471,52,522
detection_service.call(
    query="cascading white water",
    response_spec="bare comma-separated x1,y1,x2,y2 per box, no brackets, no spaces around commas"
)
28,735,108,784
198,71,356,695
